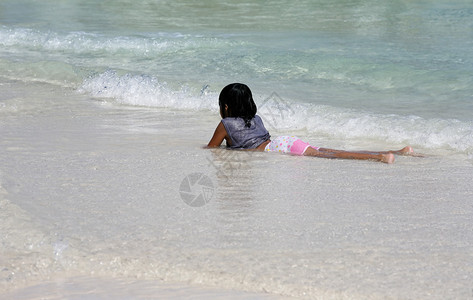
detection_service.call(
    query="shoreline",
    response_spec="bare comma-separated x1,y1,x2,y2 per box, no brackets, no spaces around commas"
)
1,79,473,299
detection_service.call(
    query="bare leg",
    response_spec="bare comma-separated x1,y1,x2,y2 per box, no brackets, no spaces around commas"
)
316,146,413,156
359,146,414,156
351,146,424,157
304,147,395,164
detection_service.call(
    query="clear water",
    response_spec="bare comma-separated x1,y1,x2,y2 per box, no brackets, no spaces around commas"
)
1,0,472,153
2,2,473,299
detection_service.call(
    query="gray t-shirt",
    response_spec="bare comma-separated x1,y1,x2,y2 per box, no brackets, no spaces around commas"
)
221,115,270,149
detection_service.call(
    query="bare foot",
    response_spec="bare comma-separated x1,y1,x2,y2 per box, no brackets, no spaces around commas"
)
381,153,395,164
396,146,425,157
396,146,414,155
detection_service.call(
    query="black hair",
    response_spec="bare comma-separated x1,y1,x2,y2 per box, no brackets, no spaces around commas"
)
219,83,257,128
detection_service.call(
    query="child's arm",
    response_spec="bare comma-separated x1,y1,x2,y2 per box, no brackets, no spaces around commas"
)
206,121,230,148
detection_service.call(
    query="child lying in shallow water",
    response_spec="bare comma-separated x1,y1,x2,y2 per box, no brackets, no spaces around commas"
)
207,83,416,164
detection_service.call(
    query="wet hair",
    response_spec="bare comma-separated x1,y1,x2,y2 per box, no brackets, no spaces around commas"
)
219,83,257,128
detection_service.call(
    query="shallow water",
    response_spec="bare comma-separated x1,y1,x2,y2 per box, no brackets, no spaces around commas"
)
1,79,473,299
1,0,473,153
1,1,473,298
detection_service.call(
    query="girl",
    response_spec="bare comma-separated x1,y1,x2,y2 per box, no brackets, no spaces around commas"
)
207,83,415,164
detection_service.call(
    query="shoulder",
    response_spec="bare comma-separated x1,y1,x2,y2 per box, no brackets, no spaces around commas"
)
207,121,229,148
253,115,266,126
215,121,227,132
221,117,244,129
221,117,242,123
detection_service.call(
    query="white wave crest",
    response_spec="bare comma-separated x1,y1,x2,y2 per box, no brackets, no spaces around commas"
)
79,71,473,154
79,70,218,111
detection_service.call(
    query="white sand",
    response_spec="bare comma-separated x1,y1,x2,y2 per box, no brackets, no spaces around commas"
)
1,276,287,300
1,79,472,299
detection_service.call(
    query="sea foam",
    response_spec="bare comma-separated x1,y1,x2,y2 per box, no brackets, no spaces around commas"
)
80,71,473,155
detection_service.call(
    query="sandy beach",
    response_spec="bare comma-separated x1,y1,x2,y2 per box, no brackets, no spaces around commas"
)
2,0,473,298
1,79,472,299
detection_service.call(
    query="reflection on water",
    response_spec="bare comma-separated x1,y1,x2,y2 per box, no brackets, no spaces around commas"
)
208,148,265,210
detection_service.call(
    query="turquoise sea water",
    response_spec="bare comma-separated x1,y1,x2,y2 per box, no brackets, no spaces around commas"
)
1,0,472,152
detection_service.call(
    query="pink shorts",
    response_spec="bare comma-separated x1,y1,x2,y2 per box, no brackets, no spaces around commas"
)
264,136,319,155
